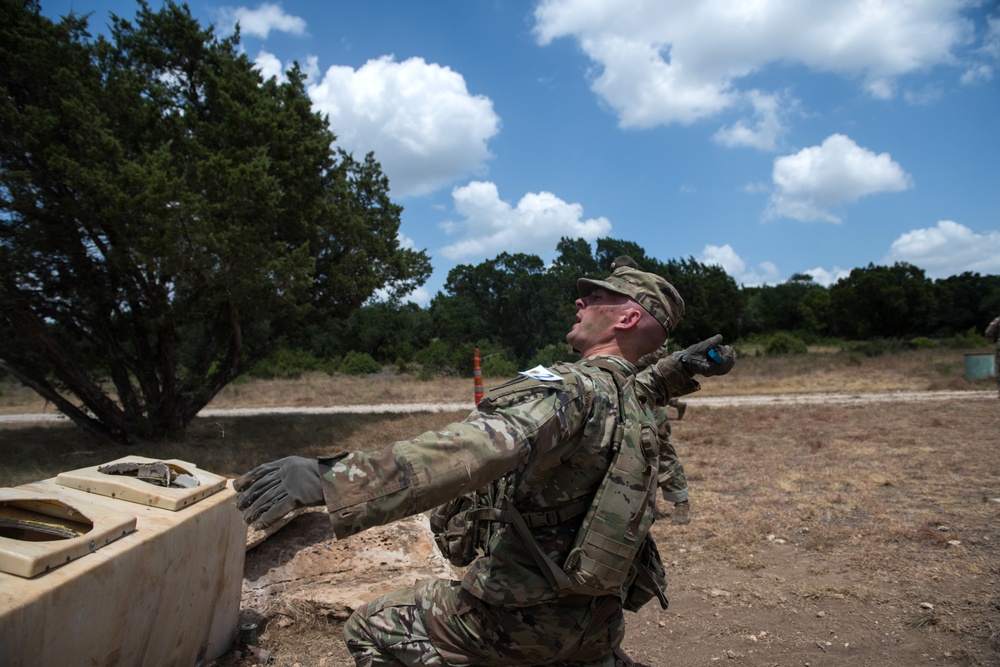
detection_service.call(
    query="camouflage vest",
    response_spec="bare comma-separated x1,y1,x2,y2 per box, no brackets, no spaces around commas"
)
430,358,668,608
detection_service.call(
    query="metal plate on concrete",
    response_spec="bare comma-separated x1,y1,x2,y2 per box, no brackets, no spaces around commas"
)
55,455,226,511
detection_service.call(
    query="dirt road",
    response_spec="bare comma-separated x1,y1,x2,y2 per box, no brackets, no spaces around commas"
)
2,389,993,424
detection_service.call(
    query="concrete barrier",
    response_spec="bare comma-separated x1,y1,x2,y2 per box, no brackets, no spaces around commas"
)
0,456,246,667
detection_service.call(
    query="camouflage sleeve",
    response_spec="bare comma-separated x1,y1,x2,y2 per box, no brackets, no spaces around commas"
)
635,354,701,407
320,371,593,539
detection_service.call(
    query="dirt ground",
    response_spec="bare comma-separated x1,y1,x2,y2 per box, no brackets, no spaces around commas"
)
210,387,1000,667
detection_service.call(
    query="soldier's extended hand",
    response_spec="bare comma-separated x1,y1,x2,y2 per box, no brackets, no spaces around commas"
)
674,334,736,377
233,456,327,529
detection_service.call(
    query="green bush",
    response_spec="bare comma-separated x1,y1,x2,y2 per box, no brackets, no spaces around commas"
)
481,354,518,378
249,348,326,379
909,336,937,349
414,339,458,375
763,332,808,355
941,327,989,349
856,338,909,357
529,343,576,369
340,351,382,376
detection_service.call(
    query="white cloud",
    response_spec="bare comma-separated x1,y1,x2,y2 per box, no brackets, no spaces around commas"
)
253,50,284,81
253,51,322,84
533,0,977,129
217,3,306,39
307,56,501,198
803,266,851,287
700,244,781,287
713,90,792,151
962,14,1000,83
882,220,1000,277
765,134,912,223
439,181,612,260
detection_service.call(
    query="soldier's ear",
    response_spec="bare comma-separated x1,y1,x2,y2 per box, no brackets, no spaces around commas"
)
613,306,643,331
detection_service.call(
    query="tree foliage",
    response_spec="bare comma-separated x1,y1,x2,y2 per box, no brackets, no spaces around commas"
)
0,1,430,443
828,263,936,339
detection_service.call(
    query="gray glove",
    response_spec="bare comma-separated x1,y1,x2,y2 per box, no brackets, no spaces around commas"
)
234,456,328,529
673,334,736,377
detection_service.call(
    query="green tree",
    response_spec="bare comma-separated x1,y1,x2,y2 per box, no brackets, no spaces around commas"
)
342,300,433,364
744,273,816,333
828,263,935,339
435,252,562,365
661,257,744,346
931,272,1000,336
798,286,832,335
0,1,430,444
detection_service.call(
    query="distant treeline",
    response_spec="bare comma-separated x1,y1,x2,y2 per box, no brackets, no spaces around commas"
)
266,237,1000,378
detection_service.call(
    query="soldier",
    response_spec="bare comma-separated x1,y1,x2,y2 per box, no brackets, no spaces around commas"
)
987,315,1000,398
234,266,735,666
612,256,692,525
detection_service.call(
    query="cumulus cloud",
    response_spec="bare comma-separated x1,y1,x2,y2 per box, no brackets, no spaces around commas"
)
803,266,851,287
438,181,612,260
700,244,781,287
533,0,978,130
713,90,792,151
765,134,912,223
252,51,319,84
307,56,501,198
217,3,306,39
253,50,284,81
883,220,1000,277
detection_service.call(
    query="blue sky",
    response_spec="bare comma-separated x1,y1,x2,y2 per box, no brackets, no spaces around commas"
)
43,1,1000,304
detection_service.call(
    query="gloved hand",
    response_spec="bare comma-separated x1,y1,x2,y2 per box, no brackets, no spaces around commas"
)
233,456,327,529
673,334,736,377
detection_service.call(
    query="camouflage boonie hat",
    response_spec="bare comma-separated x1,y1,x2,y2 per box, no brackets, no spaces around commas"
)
578,267,684,333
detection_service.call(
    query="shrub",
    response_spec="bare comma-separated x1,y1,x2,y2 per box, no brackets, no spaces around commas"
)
941,327,989,349
764,332,808,355
481,354,518,378
249,348,325,379
340,351,382,376
414,339,458,375
909,337,937,349
856,338,909,357
529,343,576,369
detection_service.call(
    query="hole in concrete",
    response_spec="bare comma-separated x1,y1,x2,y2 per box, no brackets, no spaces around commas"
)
0,499,94,541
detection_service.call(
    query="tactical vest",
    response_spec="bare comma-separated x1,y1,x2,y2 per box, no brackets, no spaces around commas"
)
430,359,668,608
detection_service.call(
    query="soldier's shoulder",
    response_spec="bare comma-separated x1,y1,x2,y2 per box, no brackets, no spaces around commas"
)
484,362,594,405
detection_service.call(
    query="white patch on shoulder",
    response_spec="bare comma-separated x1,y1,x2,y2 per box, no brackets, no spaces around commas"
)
519,365,563,382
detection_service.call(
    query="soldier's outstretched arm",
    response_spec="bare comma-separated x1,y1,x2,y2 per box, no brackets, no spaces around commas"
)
636,334,736,407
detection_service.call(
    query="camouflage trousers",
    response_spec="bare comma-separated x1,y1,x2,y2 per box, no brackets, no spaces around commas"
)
654,406,688,504
343,578,626,666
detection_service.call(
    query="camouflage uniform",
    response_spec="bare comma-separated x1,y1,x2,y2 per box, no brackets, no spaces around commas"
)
321,355,700,666
987,316,1000,397
654,400,688,505
638,344,689,523
612,257,690,521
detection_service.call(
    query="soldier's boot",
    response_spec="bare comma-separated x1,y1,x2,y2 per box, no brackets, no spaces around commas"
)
671,500,691,525
675,400,687,420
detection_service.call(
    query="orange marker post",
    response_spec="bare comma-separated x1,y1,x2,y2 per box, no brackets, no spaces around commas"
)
474,347,484,405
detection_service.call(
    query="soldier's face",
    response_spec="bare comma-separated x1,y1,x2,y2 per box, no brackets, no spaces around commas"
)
566,287,629,354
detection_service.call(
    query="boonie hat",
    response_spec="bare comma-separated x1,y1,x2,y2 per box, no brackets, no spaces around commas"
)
578,267,684,333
